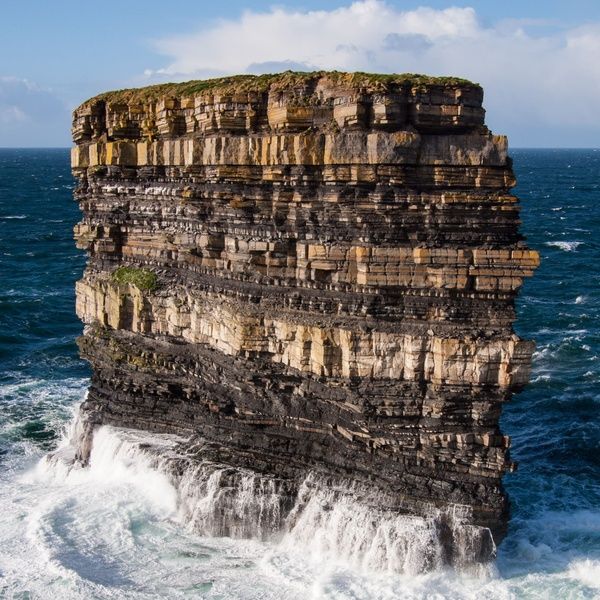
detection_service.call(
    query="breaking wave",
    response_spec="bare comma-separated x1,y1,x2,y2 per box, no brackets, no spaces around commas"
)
39,424,495,575
545,240,583,251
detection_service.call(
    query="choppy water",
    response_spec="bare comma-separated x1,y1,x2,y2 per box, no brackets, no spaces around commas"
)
0,148,598,599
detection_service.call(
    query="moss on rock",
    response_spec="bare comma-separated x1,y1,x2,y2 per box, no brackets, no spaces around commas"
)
111,266,157,291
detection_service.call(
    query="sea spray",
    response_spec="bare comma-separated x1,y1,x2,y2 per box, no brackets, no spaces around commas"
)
40,424,496,575
177,463,295,539
35,423,180,516
282,478,495,574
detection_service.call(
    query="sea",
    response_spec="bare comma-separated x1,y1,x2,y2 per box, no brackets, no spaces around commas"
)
0,147,599,599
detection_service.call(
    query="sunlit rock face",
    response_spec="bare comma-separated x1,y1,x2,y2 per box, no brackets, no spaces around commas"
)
70,72,538,569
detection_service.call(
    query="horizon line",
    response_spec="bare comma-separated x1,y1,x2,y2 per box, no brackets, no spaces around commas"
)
2,146,600,151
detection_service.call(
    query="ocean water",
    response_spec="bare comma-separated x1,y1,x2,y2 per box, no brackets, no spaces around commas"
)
0,147,599,599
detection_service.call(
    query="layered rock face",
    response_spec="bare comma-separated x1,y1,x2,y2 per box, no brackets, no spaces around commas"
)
70,72,538,566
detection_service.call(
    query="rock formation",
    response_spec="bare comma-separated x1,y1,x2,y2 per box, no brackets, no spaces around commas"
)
70,71,538,568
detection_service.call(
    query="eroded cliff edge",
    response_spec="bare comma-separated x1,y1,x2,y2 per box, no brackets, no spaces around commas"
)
70,71,538,568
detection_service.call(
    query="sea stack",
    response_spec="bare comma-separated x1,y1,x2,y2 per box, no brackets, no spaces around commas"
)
70,71,538,568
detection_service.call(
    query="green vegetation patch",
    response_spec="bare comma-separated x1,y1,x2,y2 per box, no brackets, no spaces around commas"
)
77,70,480,111
111,266,158,291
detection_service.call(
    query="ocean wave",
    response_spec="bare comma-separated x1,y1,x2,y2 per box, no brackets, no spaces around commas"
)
567,559,600,589
40,426,495,575
545,241,583,251
7,426,594,599
2,426,288,598
0,376,88,403
0,419,595,599
530,374,551,383
0,378,88,455
499,507,600,586
8,426,501,597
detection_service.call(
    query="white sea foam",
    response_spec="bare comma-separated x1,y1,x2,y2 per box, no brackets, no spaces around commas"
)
567,559,600,589
177,462,291,540
0,417,597,598
33,426,180,515
39,425,493,574
545,241,583,251
2,423,280,598
280,478,494,576
530,374,552,383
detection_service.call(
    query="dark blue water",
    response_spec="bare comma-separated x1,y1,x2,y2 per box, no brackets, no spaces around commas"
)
0,147,598,598
501,149,600,589
0,149,88,460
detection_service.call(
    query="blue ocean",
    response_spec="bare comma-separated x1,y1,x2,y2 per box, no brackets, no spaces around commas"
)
0,147,598,599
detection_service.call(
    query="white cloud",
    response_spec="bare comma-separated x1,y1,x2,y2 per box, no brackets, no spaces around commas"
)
0,105,27,124
150,2,479,76
144,1,600,146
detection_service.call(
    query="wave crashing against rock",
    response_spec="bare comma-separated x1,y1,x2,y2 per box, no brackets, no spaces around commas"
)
69,71,538,570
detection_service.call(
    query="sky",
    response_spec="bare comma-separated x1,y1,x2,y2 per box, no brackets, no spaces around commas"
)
2,0,600,147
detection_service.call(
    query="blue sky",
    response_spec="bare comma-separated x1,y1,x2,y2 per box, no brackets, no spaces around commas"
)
2,0,600,146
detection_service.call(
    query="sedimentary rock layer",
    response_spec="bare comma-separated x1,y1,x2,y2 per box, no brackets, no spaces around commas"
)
70,72,538,565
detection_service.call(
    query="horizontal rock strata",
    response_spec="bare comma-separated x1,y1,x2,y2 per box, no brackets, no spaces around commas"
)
70,72,538,567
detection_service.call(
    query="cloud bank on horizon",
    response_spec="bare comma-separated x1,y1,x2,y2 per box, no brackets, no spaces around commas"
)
2,1,600,147
144,1,600,147
0,77,71,147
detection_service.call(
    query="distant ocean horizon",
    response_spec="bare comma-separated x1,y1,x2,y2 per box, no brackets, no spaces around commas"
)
0,147,599,598
5,146,600,149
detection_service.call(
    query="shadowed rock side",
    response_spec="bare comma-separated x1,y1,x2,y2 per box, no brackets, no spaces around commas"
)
70,71,538,569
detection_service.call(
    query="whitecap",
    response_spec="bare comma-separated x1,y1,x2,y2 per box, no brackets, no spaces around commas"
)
545,241,583,252
530,374,551,383
32,426,179,515
567,559,600,589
